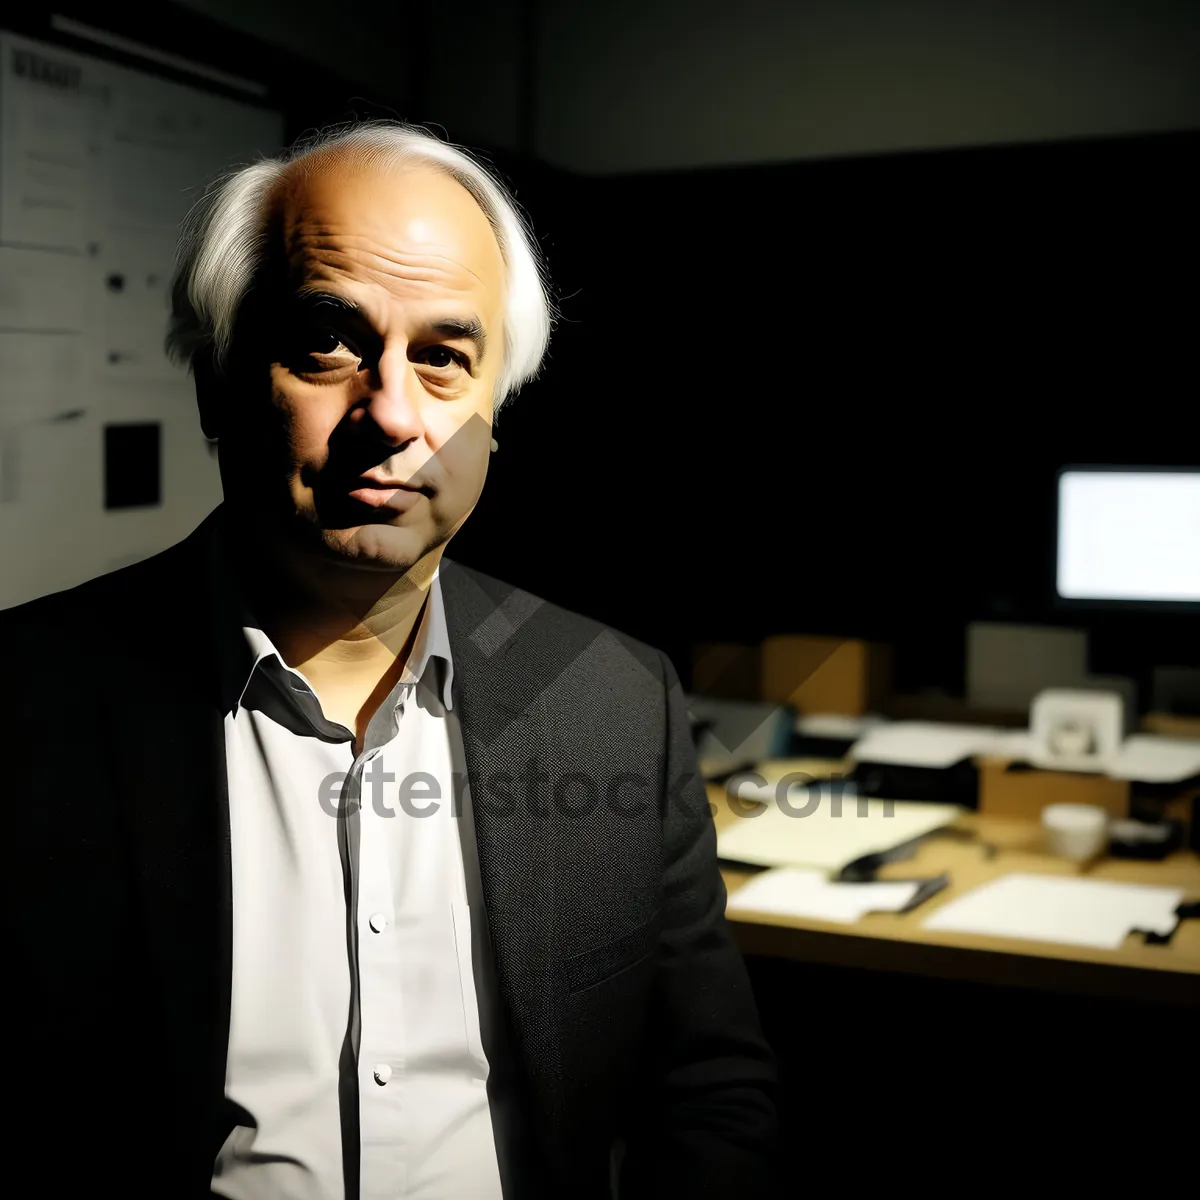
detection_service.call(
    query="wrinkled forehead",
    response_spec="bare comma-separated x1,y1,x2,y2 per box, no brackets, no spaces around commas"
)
263,153,507,307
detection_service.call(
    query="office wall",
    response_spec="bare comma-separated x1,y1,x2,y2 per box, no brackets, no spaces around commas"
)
172,2,1200,172
172,0,528,153
535,0,1200,172
169,0,406,107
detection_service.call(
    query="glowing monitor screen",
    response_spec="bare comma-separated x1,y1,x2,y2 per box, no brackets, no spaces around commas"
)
1056,469,1200,604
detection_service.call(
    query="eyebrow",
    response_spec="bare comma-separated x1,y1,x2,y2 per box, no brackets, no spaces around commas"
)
291,291,487,362
431,316,487,364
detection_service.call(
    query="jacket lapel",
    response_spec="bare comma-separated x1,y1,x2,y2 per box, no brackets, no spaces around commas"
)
439,560,563,1136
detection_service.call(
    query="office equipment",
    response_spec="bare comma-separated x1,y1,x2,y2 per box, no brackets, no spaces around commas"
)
727,868,922,925
849,721,1018,807
1055,467,1200,607
967,622,1089,711
922,874,1183,951
1029,688,1127,773
715,778,960,872
1108,818,1185,861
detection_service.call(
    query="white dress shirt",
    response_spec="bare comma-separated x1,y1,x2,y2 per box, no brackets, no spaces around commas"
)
208,531,503,1200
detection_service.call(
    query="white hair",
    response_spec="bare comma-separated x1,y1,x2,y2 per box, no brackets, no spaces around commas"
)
166,120,555,410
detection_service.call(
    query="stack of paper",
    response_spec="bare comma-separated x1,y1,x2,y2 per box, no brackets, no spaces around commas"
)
1108,735,1200,783
716,781,960,873
795,713,887,739
922,874,1182,950
728,868,921,925
849,721,1015,768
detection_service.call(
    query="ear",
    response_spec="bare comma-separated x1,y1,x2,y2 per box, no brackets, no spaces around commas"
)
193,349,224,441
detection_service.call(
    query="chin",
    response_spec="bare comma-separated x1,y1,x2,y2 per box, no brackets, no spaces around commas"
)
317,523,439,575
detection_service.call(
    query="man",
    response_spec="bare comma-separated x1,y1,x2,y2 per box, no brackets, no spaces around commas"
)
1,121,776,1198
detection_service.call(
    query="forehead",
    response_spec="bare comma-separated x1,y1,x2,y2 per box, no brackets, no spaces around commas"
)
270,155,506,316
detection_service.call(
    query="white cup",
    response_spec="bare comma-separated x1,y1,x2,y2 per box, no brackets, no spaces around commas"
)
1042,803,1109,862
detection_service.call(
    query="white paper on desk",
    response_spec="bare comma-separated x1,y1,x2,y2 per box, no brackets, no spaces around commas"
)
922,874,1183,950
717,783,960,872
795,713,887,738
850,721,1012,768
728,868,921,925
1108,735,1200,784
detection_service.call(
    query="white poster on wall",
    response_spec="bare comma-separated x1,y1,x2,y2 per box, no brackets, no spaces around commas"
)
0,31,284,610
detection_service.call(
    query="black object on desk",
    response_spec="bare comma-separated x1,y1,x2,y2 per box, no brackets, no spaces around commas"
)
1140,900,1200,946
1109,818,1185,860
835,836,952,915
851,757,980,809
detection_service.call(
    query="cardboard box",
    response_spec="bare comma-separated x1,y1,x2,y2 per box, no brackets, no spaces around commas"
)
761,635,890,716
977,755,1130,820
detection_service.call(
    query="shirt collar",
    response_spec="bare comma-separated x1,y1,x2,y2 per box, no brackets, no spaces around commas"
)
207,515,455,718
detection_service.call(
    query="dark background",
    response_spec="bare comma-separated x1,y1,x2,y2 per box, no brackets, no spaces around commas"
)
14,0,1200,707
11,0,1200,700
10,2,1199,1174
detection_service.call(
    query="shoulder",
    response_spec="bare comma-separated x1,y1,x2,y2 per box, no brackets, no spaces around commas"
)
0,518,211,652
440,558,679,696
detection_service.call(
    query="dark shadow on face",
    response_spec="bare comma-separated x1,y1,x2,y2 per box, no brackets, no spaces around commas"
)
205,276,497,586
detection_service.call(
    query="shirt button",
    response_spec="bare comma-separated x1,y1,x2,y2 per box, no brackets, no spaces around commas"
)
369,913,388,933
373,1064,392,1085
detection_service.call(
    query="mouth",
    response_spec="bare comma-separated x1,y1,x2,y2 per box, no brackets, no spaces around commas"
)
345,475,431,511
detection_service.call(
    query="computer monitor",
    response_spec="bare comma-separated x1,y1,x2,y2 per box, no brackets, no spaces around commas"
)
1055,467,1200,609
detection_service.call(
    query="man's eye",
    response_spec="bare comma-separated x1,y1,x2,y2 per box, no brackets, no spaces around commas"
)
418,346,463,370
310,329,349,356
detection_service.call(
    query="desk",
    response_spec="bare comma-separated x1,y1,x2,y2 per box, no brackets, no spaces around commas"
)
712,764,1200,1008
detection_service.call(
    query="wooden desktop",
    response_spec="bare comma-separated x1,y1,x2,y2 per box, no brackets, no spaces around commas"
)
711,763,1200,1008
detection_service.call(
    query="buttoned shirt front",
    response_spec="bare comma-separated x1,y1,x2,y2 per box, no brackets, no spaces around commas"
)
208,528,503,1200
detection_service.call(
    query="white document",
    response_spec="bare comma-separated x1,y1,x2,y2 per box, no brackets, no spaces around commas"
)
717,781,960,871
985,729,1035,759
850,721,1009,768
922,874,1182,950
1108,735,1200,784
795,713,887,739
728,868,921,925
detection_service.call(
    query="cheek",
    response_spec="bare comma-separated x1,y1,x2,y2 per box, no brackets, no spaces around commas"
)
269,379,340,469
426,406,493,492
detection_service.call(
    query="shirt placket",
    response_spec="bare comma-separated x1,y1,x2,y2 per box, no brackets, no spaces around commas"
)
355,689,411,1199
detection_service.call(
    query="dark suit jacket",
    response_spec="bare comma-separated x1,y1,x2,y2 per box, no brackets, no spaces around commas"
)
0,508,777,1197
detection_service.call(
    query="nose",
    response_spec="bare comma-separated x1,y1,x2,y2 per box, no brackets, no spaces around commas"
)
362,345,425,448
